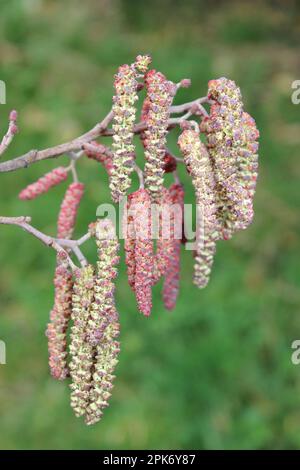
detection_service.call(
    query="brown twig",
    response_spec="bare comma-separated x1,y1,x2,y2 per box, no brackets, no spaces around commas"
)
0,96,210,173
0,110,18,157
0,216,91,269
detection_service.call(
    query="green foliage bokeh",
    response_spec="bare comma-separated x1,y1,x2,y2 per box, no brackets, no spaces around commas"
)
0,0,300,450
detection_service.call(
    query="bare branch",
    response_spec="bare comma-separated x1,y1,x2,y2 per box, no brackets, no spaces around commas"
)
0,110,18,157
0,110,114,173
0,216,91,269
0,95,211,173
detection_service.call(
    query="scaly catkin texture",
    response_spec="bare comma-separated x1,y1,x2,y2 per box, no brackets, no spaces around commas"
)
85,219,120,425
178,128,217,288
85,141,114,176
57,182,85,239
152,186,175,285
19,167,68,200
86,220,120,347
235,111,259,231
110,64,138,202
123,193,136,290
131,189,154,316
162,183,184,310
109,56,151,203
143,70,176,201
45,253,73,380
201,77,259,239
69,265,95,417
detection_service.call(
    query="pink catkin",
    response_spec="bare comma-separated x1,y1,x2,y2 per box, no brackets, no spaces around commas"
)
131,189,154,316
84,141,114,176
57,182,85,239
152,187,175,284
123,193,136,290
162,184,184,310
19,167,68,200
46,254,73,380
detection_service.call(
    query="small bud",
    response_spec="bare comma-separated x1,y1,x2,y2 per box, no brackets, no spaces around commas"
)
180,78,191,88
9,109,18,121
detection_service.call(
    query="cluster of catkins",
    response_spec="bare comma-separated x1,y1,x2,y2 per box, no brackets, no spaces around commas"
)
17,55,259,424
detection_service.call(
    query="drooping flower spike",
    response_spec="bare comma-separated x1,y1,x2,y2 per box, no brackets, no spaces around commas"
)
178,127,217,288
84,141,114,176
143,70,176,201
69,264,95,417
130,188,154,316
45,252,73,380
85,219,120,425
19,166,68,200
86,219,120,347
201,77,259,239
109,56,151,202
123,192,136,290
162,183,184,310
152,186,176,285
57,182,85,239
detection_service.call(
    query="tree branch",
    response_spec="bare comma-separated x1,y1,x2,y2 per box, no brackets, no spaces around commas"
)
0,216,91,269
0,96,210,174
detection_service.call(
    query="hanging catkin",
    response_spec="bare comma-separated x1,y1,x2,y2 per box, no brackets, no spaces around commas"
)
57,182,85,239
178,128,217,288
162,183,184,310
143,70,176,201
109,55,151,202
201,77,259,239
69,265,95,417
131,189,154,316
45,253,73,380
85,219,120,425
19,167,68,200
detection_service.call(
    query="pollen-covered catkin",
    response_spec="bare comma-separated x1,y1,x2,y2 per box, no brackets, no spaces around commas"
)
57,182,85,239
46,253,73,380
110,56,151,203
69,265,95,417
143,70,176,201
152,186,175,285
19,167,68,200
178,128,217,288
84,141,114,176
86,219,120,346
235,111,259,231
110,64,138,202
85,219,120,425
123,193,136,290
131,189,154,316
162,183,184,310
201,77,259,239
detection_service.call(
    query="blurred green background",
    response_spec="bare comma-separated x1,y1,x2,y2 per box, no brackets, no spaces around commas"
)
0,0,300,450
